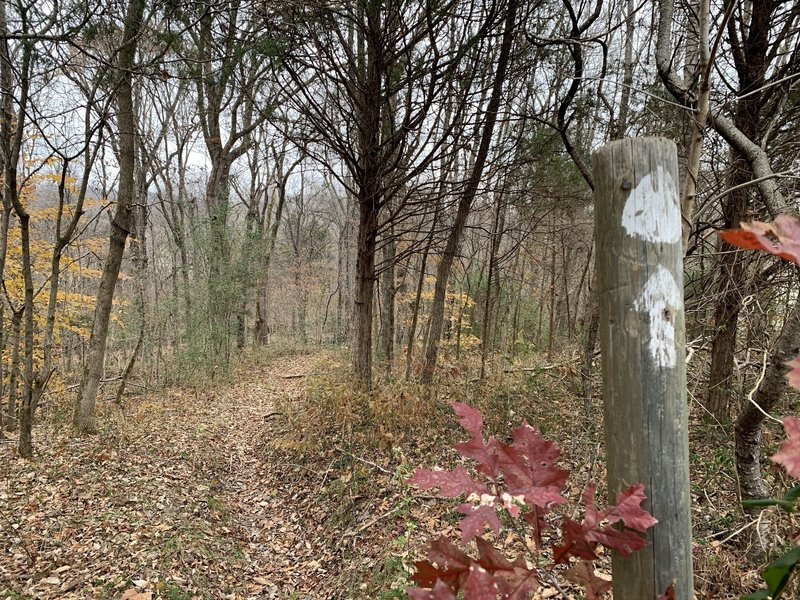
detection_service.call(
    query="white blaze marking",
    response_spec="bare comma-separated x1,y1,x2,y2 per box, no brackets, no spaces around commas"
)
621,166,680,243
634,266,681,368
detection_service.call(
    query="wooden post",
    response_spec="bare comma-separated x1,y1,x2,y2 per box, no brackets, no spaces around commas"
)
593,137,693,599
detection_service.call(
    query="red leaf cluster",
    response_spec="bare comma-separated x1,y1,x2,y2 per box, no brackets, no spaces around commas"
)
407,403,657,599
408,538,539,600
553,482,656,564
408,403,568,545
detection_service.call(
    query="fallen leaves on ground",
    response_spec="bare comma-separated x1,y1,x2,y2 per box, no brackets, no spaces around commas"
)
0,354,355,599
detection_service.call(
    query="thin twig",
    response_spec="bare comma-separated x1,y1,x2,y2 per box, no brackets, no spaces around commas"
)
745,350,782,425
334,445,392,474
705,518,757,546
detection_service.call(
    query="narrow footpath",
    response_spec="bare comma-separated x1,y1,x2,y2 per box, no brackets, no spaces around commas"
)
0,354,367,599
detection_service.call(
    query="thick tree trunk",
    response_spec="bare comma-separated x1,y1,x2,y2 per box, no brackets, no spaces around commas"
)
205,158,233,360
705,238,746,422
705,0,775,423
350,2,384,389
74,0,145,435
705,115,758,422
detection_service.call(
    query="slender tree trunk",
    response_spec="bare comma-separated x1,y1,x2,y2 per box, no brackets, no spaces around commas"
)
116,200,148,404
5,307,21,432
680,0,710,249
16,212,34,458
255,164,293,345
537,245,547,346
405,246,429,380
353,202,380,388
0,304,4,435
421,0,518,383
480,195,504,379
736,294,800,502
0,0,13,433
547,228,557,357
379,225,396,374
4,36,33,456
74,0,146,434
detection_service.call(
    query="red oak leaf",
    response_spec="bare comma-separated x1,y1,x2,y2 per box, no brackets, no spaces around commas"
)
773,417,800,479
413,560,454,590
475,538,540,600
412,537,472,590
408,465,487,498
452,403,500,479
522,507,549,547
474,536,515,571
658,583,676,600
408,579,458,600
512,423,565,487
492,435,568,510
553,518,600,563
463,564,498,598
586,525,650,556
426,536,472,573
458,503,503,543
720,215,800,265
453,402,484,436
603,484,659,532
493,561,540,600
553,482,655,563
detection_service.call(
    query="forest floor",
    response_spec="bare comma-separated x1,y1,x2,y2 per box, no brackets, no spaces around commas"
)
0,347,778,599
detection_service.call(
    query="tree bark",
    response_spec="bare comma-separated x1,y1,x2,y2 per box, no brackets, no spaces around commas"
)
5,307,21,432
736,294,800,501
706,0,773,423
379,225,396,374
353,201,380,388
480,195,505,379
74,0,145,434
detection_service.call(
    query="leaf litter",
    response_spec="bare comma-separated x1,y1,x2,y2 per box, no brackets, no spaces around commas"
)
0,354,359,599
1,348,759,599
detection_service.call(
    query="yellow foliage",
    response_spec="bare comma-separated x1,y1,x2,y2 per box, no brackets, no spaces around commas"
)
395,274,481,351
2,165,110,373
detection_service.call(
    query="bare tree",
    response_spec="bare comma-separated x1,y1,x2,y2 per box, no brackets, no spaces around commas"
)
421,0,520,383
277,0,503,388
75,0,148,434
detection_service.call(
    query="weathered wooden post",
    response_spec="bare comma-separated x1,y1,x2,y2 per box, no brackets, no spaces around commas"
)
593,137,693,599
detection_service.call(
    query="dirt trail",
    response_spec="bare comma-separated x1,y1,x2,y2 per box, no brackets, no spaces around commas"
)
0,354,343,599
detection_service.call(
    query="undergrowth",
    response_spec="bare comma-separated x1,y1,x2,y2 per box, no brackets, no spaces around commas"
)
272,350,584,461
